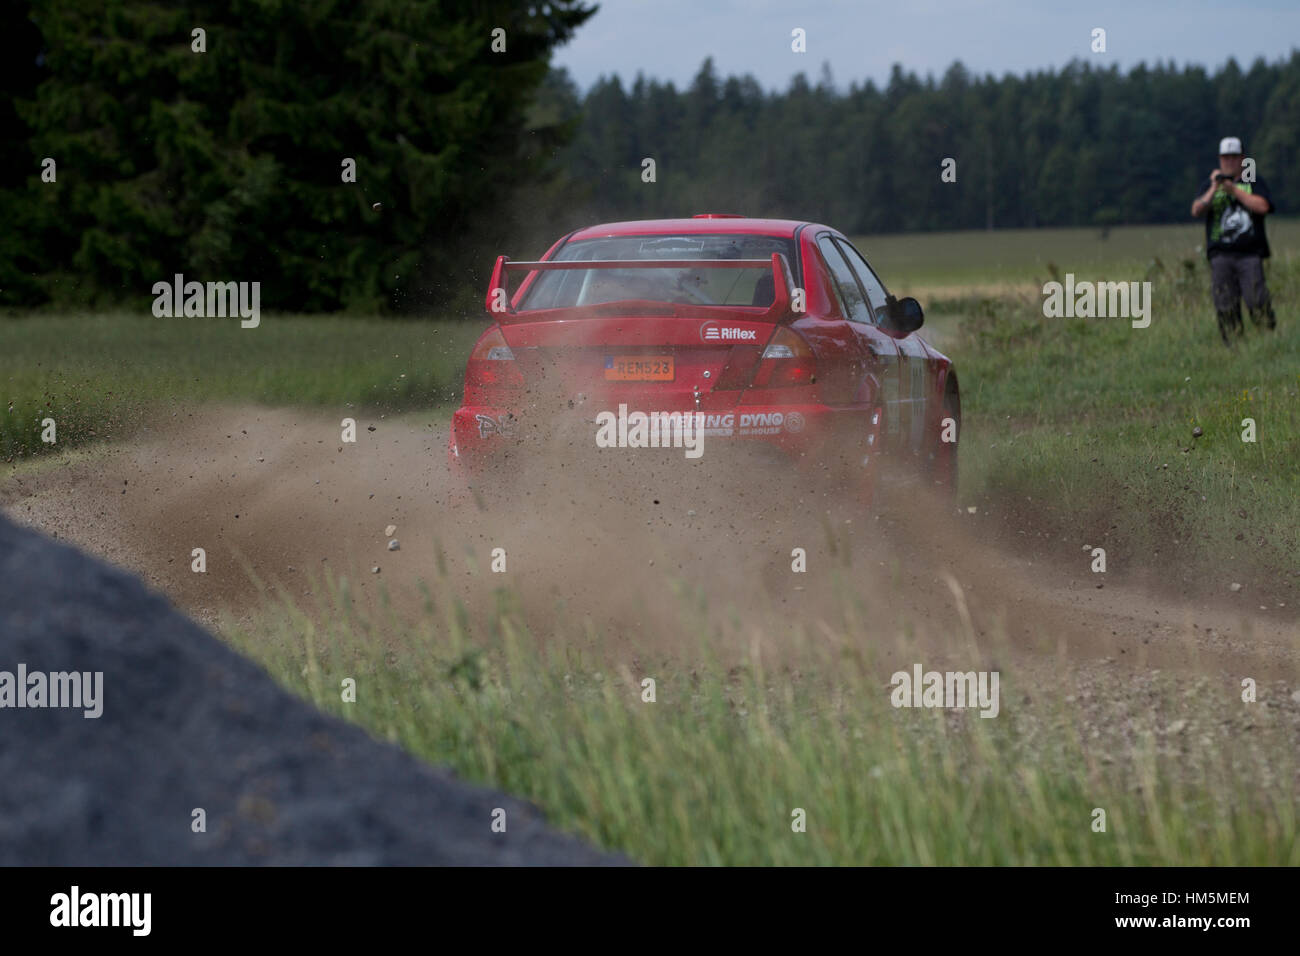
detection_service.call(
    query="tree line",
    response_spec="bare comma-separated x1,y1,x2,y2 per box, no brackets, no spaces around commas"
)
550,54,1300,237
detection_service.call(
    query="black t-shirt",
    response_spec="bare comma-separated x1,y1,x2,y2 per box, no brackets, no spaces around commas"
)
1197,174,1273,258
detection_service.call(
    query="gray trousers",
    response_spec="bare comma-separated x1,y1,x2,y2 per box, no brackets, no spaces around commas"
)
1210,252,1275,343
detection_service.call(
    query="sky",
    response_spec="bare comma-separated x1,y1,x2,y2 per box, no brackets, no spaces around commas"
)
552,0,1300,93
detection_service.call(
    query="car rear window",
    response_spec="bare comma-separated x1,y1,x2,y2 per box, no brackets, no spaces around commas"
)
518,234,799,311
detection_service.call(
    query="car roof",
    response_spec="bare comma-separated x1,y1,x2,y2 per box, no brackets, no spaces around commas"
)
566,217,814,241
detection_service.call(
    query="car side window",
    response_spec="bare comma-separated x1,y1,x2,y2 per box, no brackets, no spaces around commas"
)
816,235,872,324
834,239,889,325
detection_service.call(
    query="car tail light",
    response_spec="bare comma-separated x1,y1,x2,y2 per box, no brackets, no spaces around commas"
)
464,327,524,390
750,326,816,389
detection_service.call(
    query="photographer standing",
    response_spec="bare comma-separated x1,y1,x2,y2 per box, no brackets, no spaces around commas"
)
1191,137,1276,346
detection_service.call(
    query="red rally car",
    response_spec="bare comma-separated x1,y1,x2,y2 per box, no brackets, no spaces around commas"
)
448,215,960,506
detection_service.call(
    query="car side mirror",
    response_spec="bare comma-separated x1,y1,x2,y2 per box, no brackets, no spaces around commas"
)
885,295,923,334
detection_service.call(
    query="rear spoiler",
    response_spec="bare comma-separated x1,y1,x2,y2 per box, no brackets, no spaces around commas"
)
485,253,797,322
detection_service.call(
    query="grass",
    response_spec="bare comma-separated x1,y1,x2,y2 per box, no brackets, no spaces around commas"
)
0,312,482,458
223,561,1300,865
855,217,1300,294
936,247,1300,595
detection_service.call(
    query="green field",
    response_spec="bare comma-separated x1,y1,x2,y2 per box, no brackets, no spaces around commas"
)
0,313,482,457
5,223,1299,864
928,236,1300,594
856,218,1300,294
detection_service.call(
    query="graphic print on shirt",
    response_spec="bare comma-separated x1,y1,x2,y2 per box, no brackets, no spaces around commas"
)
1211,183,1257,245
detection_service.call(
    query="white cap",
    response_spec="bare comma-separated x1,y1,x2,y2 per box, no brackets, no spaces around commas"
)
1219,136,1243,155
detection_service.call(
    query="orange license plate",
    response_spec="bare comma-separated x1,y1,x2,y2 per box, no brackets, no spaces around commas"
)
604,356,674,381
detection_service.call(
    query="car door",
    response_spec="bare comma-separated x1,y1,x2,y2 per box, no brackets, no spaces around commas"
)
834,237,929,457
816,234,901,445
795,231,872,406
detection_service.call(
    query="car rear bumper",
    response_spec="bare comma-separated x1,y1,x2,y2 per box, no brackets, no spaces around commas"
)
447,401,882,480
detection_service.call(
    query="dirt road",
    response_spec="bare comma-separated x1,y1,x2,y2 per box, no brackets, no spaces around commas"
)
3,405,1296,679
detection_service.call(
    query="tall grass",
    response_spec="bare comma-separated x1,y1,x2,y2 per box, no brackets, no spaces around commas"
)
224,563,1300,865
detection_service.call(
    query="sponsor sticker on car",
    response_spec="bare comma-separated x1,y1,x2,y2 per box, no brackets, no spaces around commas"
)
699,321,760,342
